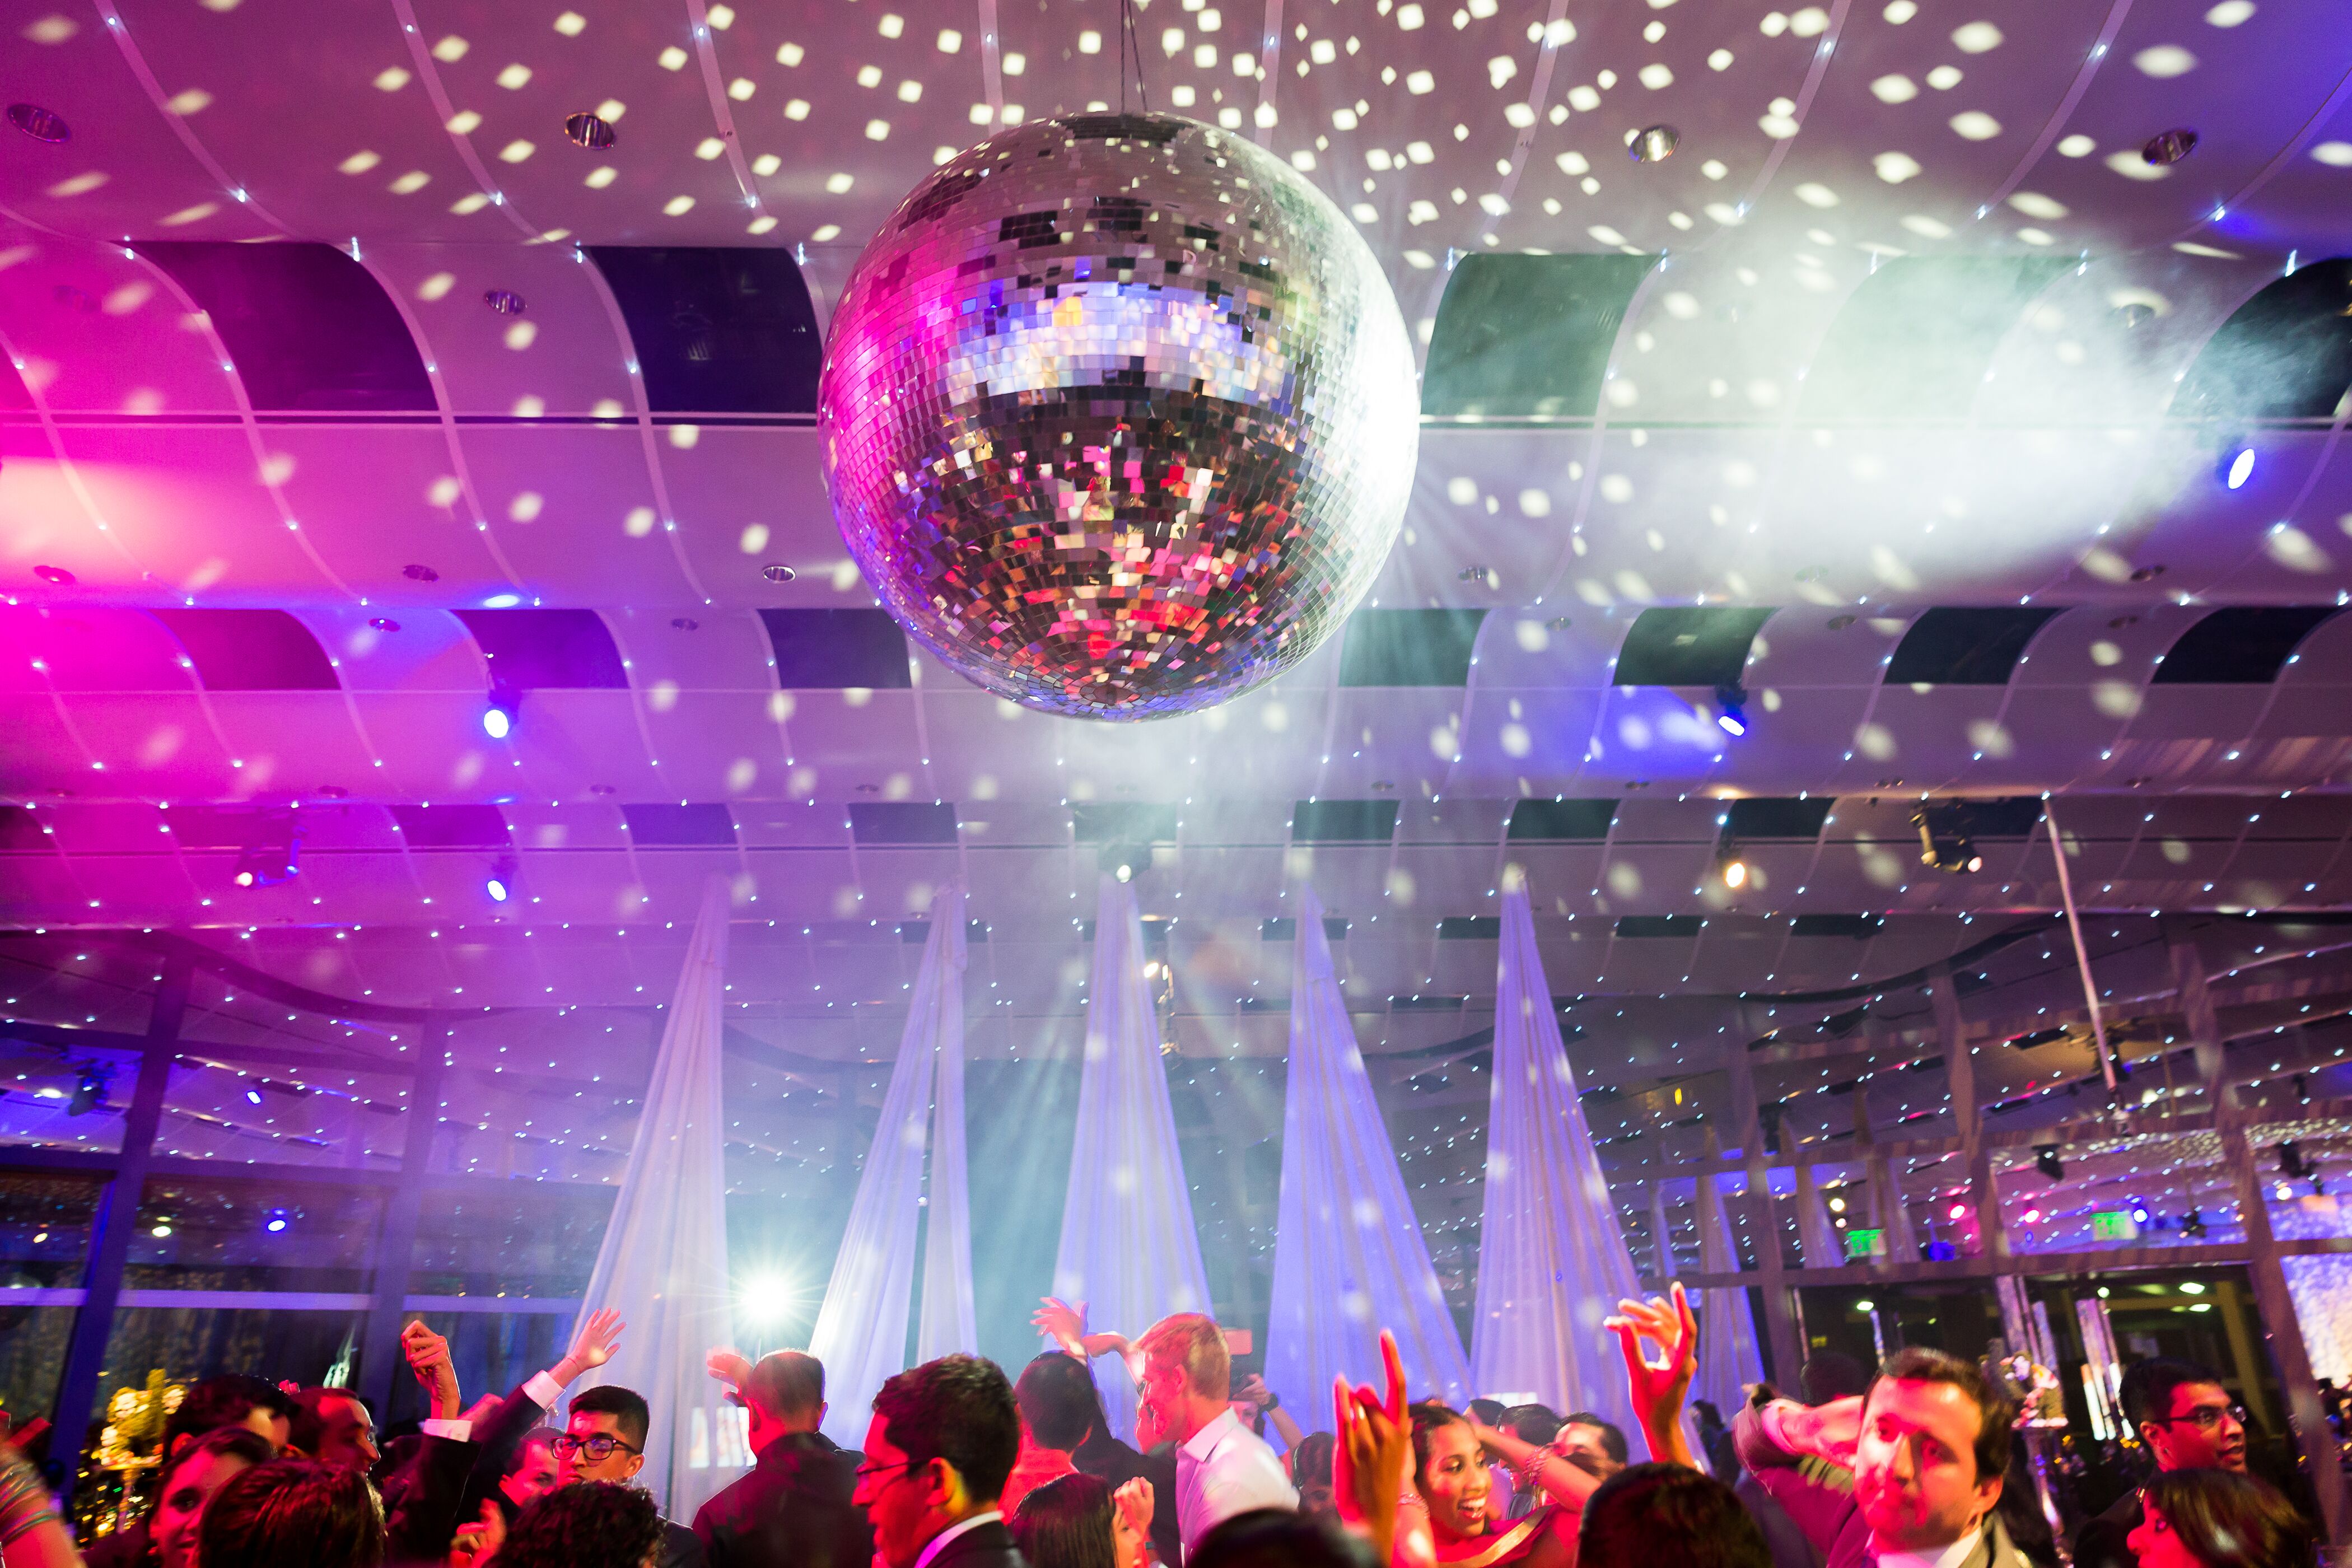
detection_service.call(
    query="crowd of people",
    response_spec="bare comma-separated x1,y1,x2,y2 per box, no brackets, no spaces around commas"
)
0,1283,2328,1568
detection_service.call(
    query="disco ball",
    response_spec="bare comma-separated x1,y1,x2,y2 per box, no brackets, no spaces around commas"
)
819,112,1418,720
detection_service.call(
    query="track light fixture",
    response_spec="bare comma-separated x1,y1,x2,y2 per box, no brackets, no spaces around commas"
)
483,682,520,740
1719,842,1749,890
486,854,518,904
1912,801,1984,875
2222,444,2255,490
232,812,304,888
1713,682,1749,737
2279,1140,2312,1181
2034,1145,2064,1182
68,1063,114,1117
1099,841,1148,883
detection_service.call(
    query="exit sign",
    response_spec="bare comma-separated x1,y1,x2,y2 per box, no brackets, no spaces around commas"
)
1846,1227,1887,1259
2092,1211,2140,1240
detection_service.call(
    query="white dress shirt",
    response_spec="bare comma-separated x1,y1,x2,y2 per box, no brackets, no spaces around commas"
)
419,1369,563,1440
1875,1532,1982,1568
914,1510,1002,1568
1175,1408,1297,1560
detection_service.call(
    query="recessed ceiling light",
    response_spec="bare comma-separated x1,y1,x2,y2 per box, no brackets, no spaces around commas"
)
2143,127,2199,166
1628,124,1680,164
484,289,525,315
2107,615,2139,629
564,111,616,150
2128,564,2167,582
403,563,440,582
32,564,76,585
369,617,402,632
762,564,798,582
671,616,700,630
589,783,617,795
7,104,70,143
1826,614,1856,630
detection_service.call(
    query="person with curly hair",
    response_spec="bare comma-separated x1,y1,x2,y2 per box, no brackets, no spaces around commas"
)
497,1481,668,1568
2129,1469,2318,1568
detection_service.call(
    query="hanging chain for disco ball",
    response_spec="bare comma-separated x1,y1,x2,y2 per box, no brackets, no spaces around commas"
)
816,11,1418,721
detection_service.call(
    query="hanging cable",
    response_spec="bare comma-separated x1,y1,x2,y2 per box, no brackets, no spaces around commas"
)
2041,799,2119,1095
1118,0,1152,115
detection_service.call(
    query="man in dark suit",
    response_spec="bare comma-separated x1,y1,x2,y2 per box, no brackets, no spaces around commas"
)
554,1384,705,1567
853,1354,1025,1568
2072,1357,2250,1568
692,1350,872,1568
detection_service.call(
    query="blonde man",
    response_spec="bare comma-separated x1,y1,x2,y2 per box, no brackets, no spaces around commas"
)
1039,1300,1295,1560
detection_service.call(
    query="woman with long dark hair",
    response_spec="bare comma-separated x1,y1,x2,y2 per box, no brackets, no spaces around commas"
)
1009,1472,1152,1568
2129,1469,2317,1568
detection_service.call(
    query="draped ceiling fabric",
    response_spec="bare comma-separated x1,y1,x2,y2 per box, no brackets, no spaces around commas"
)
1053,874,1213,1443
1692,1173,1767,1421
570,875,743,1519
1268,887,1472,1411
1470,880,1642,1431
809,884,977,1447
1795,1164,1845,1270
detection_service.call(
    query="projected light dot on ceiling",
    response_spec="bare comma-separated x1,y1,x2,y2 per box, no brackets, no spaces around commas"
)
7,103,69,143
819,111,1418,721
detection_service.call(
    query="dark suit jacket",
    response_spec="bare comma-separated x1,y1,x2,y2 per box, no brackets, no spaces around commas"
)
384,1433,481,1565
692,1431,872,1568
659,1516,708,1568
2069,1488,2138,1568
1072,1429,1180,1567
927,1516,1026,1568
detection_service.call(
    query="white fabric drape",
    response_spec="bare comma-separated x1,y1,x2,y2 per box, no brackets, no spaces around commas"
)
1268,887,1472,1412
1469,880,1642,1430
1794,1164,1844,1270
809,885,976,1446
571,875,743,1519
1649,1182,1679,1281
1691,1174,1766,1420
1052,874,1212,1443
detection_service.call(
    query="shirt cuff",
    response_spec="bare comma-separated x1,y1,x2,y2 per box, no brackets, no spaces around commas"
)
421,1418,472,1441
524,1371,563,1408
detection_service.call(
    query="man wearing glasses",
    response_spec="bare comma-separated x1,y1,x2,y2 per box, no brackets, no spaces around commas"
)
2072,1358,2248,1568
853,1355,1025,1568
554,1385,707,1568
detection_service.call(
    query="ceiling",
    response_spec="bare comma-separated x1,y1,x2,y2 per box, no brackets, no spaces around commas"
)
4,0,2352,1268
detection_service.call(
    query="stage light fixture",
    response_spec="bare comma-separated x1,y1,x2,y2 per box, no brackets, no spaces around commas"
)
1948,1201,1967,1222
265,1209,290,1233
1913,802,1983,875
2020,1206,2042,1226
2182,1207,2205,1238
2223,445,2255,489
487,855,517,904
2130,1200,2152,1226
67,1063,114,1117
245,1088,263,1105
1099,841,1149,883
231,815,304,889
1713,682,1749,737
1853,1298,1875,1314
2279,1140,2312,1180
1827,1195,1845,1214
482,684,520,740
1718,843,1749,890
2034,1145,2064,1181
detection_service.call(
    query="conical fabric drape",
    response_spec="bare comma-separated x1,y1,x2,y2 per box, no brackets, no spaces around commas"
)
1795,1164,1844,1270
1268,887,1472,1412
916,888,978,1364
1649,1182,1679,1281
1470,879,1642,1431
1691,1174,1767,1420
571,875,743,1519
1052,874,1212,1443
809,884,976,1446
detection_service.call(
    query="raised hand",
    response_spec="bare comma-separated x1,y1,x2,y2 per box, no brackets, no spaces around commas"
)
449,1497,506,1568
400,1319,460,1419
568,1306,625,1371
1606,1282,1699,1467
1113,1476,1155,1540
1032,1296,1089,1356
1334,1331,1418,1567
1236,1374,1274,1409
707,1347,754,1397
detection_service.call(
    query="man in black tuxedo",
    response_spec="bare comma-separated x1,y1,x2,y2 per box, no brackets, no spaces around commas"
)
853,1354,1025,1568
693,1350,871,1568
